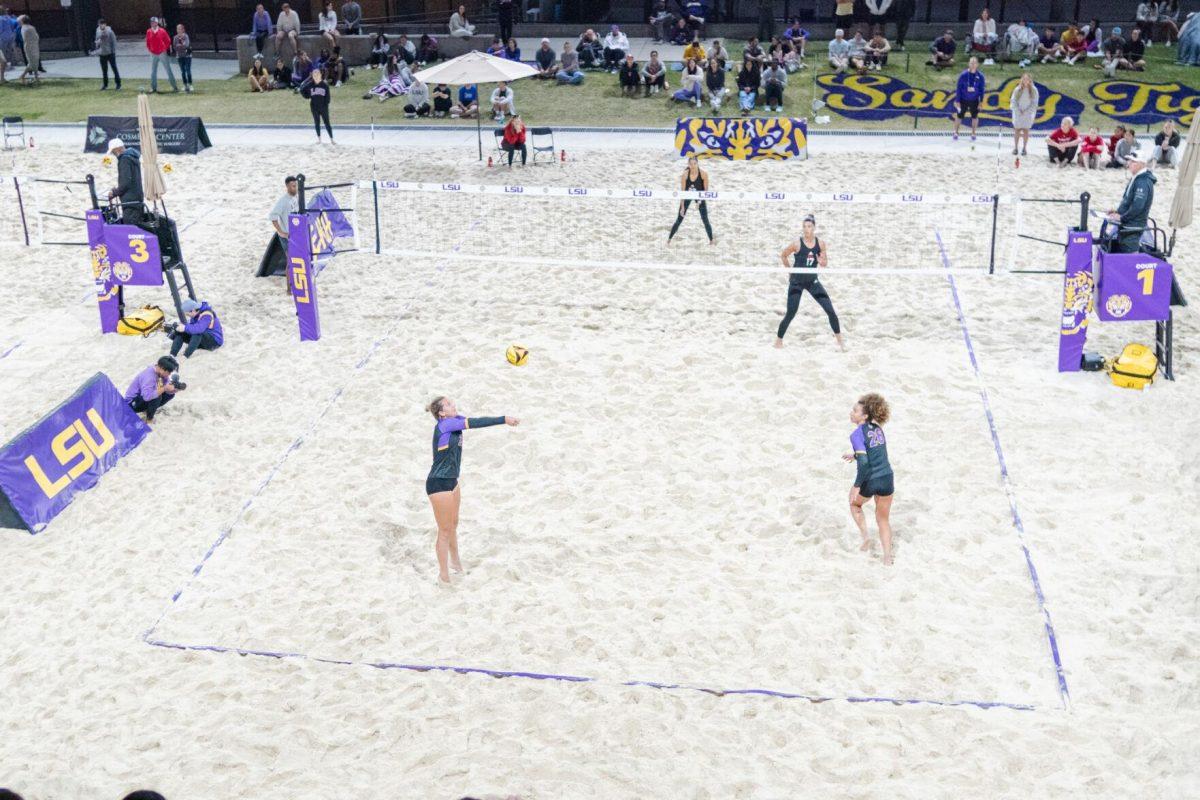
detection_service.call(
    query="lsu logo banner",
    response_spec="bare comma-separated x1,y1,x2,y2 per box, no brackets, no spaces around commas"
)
288,213,321,342
675,117,808,160
1090,80,1200,126
818,74,1084,130
0,373,149,533
307,189,356,274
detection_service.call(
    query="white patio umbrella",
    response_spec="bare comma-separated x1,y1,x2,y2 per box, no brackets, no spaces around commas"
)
413,51,538,160
137,93,167,206
1168,121,1200,237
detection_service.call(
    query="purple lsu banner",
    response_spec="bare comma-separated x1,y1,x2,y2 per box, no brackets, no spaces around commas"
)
0,373,150,533
87,209,162,334
1095,251,1173,322
1058,230,1094,373
288,213,321,341
307,189,356,275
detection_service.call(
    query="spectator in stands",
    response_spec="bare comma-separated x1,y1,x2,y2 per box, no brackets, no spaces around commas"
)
737,54,760,113
783,22,809,58
1107,124,1127,160
275,3,302,59
648,0,674,43
1157,0,1181,45
1038,26,1063,62
744,35,765,64
291,50,313,88
250,4,272,56
317,14,340,52
416,33,438,65
404,74,431,117
619,53,641,96
368,30,389,67
705,56,726,111
673,57,703,108
167,299,223,359
341,0,362,36
603,24,629,72
865,0,891,35
498,0,516,43
683,34,706,64
248,55,271,91
1136,1,1158,42
681,0,707,35
761,57,786,112
848,30,868,73
772,36,801,72
19,15,40,79
0,7,19,67
491,81,515,122
94,18,121,91
1124,28,1147,70
504,37,521,60
1009,71,1037,156
952,56,984,141
431,83,452,116
1100,27,1127,76
1081,19,1102,54
534,38,556,78
972,7,997,62
928,29,955,69
670,17,691,45
501,115,527,166
449,4,475,38
834,0,853,32
174,23,194,93
145,17,176,92
125,356,183,424
1153,120,1181,168
757,0,775,41
828,28,851,73
451,82,478,117
893,0,915,49
641,49,667,95
1109,127,1138,169
1047,116,1082,166
557,41,584,84
367,54,406,101
577,29,603,69
271,56,291,88
395,33,416,65
865,28,891,71
1007,20,1039,66
325,46,349,86
709,38,729,68
1062,23,1087,65
1079,125,1106,168
486,35,505,57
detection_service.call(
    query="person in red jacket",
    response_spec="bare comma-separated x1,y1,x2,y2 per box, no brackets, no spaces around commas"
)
1078,125,1105,169
145,16,178,93
1106,124,1127,159
501,114,527,167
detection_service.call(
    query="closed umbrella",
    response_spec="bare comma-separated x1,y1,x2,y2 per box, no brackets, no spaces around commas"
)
137,93,167,207
1168,121,1199,234
413,51,538,160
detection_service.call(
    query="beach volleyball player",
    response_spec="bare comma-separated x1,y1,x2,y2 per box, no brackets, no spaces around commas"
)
842,394,895,565
775,214,844,350
667,156,715,245
425,397,519,583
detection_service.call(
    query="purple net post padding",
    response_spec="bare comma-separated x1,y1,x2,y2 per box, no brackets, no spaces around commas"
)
87,210,122,335
288,213,321,342
1095,251,1173,322
1057,229,1094,373
0,372,150,533
102,222,163,287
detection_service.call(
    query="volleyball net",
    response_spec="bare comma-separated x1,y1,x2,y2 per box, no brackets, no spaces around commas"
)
357,179,1087,277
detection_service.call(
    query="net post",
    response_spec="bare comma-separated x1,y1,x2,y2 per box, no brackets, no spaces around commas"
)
372,179,381,255
989,193,999,275
297,173,307,214
14,175,29,247
1078,192,1089,230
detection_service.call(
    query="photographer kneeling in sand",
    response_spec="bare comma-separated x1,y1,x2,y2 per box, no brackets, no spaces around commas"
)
124,355,186,423
165,298,223,359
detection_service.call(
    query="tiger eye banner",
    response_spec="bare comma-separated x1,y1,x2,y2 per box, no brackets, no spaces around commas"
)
817,74,1084,129
675,117,808,160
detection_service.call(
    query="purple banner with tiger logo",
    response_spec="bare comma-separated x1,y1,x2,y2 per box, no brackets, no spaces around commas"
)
1058,230,1094,373
288,213,321,342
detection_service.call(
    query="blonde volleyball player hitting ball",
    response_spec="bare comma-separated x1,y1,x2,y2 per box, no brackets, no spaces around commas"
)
775,214,844,351
425,397,520,584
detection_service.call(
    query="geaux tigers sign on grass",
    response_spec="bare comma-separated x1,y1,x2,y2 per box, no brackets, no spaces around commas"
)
675,117,808,160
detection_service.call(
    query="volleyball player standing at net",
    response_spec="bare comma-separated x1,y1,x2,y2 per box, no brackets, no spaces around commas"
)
775,214,844,351
667,156,715,245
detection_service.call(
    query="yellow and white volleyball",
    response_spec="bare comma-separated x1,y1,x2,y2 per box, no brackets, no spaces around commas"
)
101,156,113,167
162,163,174,174
505,344,530,366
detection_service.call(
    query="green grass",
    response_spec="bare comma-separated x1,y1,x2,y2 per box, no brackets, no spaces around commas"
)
3,43,1197,131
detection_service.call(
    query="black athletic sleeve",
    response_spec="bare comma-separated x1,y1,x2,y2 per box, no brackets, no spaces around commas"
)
466,416,506,429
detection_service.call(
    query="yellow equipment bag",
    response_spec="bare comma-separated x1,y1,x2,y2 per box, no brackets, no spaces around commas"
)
1109,343,1157,390
117,305,165,337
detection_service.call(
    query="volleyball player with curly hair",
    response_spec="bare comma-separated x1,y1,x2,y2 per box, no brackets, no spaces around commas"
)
842,393,895,564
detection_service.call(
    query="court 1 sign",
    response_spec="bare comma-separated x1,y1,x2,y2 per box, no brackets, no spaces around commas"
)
817,74,1084,129
1090,80,1200,126
0,373,150,533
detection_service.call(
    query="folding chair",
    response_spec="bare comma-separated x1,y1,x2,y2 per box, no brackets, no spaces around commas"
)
493,128,506,160
2,116,24,149
530,127,555,164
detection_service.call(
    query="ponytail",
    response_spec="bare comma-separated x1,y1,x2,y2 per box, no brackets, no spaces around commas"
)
426,396,447,420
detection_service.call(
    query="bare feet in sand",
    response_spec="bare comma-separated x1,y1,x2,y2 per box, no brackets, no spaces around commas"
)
859,538,871,552
835,333,846,351
773,337,783,348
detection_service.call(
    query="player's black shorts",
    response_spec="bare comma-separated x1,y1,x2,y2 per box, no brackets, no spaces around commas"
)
425,477,459,495
957,99,980,119
859,475,895,498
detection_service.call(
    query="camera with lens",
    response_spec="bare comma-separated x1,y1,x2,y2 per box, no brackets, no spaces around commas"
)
163,320,179,337
169,372,187,391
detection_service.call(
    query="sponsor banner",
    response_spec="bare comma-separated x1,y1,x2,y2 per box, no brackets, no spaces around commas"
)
84,115,212,155
1090,80,1200,126
288,213,321,342
817,74,1084,130
0,373,150,533
1058,230,1095,373
674,117,808,160
372,180,997,205
1095,251,1173,322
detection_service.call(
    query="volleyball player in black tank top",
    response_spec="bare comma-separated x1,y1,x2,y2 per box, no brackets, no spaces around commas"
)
775,214,844,350
667,156,715,244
